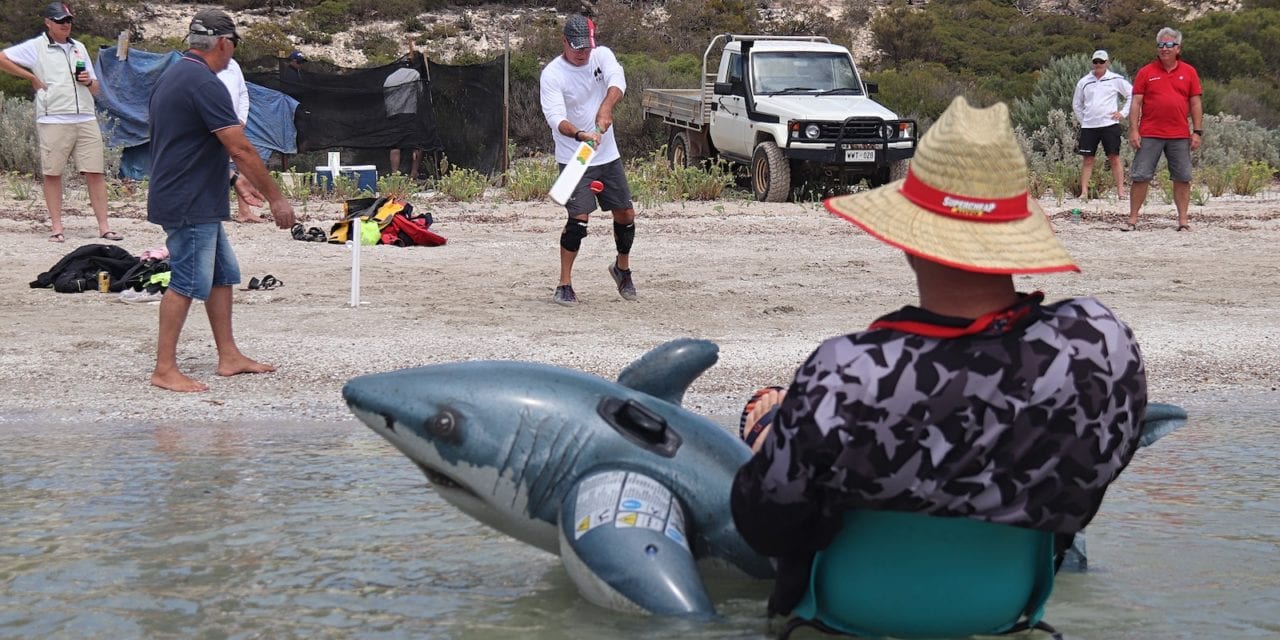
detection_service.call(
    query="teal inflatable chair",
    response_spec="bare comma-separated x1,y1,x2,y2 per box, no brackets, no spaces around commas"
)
781,510,1063,639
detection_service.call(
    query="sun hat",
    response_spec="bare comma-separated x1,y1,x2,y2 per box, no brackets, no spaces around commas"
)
564,14,596,50
824,96,1078,274
1092,49,1109,61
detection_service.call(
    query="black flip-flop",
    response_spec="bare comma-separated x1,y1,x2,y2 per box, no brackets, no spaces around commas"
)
243,275,283,291
306,227,327,242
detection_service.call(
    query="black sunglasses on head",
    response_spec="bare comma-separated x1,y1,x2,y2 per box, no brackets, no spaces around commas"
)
1092,59,1107,64
51,16,73,24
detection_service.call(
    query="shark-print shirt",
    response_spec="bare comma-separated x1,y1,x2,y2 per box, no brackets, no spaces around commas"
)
730,293,1147,614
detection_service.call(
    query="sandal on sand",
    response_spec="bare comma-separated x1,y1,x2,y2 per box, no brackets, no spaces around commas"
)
101,231,124,241
1119,222,1136,232
49,232,65,243
244,275,284,291
1176,224,1192,232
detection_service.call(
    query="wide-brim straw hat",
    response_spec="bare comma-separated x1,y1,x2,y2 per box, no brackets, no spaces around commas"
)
825,96,1078,274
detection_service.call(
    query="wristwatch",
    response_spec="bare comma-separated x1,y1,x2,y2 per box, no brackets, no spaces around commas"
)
1192,129,1203,136
229,173,239,188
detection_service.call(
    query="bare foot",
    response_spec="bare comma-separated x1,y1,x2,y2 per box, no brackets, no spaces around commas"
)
235,216,267,224
217,355,277,377
151,368,209,392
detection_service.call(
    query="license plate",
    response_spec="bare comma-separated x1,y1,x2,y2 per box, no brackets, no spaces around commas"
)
845,150,875,162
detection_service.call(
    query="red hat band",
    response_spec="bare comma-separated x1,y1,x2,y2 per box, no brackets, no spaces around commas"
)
898,168,1030,223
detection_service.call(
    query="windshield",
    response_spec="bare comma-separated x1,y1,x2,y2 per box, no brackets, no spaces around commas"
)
751,52,862,95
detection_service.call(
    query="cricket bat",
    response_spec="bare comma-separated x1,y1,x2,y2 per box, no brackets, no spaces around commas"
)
549,139,597,205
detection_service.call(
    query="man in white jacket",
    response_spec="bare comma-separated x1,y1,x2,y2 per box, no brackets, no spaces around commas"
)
1072,50,1132,200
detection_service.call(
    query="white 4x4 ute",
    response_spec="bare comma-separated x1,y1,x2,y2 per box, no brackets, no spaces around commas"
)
643,35,917,202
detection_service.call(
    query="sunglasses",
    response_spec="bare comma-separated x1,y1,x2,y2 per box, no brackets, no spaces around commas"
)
222,34,240,48
1092,59,1107,64
51,17,73,24
1157,41,1179,49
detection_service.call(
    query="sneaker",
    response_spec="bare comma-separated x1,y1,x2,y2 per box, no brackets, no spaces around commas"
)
608,262,637,301
119,288,164,304
553,284,577,307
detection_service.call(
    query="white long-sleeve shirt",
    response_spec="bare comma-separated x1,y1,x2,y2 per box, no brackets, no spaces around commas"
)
1072,70,1132,129
539,46,626,165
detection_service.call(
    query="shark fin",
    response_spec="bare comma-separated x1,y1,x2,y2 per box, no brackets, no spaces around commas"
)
617,339,719,406
1139,402,1188,448
558,470,715,617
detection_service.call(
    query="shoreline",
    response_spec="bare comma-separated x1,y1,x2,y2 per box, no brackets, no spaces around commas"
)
3,189,1277,425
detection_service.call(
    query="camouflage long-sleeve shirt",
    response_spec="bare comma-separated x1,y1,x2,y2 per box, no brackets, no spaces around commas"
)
730,294,1147,614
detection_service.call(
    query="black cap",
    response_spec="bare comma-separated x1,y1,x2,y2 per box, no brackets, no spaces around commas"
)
188,8,238,38
42,2,74,20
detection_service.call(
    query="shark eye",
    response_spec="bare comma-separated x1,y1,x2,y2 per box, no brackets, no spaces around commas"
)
426,409,460,442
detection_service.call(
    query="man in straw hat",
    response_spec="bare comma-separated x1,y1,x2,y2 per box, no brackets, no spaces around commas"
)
730,96,1148,617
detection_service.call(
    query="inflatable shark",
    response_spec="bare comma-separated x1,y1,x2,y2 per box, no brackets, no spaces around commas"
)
343,339,1187,616
343,338,773,617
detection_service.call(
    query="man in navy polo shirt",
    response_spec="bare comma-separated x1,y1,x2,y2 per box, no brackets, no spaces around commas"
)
147,8,295,393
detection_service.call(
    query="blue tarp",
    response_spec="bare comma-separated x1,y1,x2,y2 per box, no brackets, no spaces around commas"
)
94,46,299,178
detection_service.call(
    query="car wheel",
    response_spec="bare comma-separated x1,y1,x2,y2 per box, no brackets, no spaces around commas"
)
751,141,790,202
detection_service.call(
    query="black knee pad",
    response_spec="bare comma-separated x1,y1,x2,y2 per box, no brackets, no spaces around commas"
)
613,221,635,255
561,218,588,252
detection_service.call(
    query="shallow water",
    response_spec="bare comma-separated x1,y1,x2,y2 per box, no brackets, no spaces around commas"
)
1,395,1277,639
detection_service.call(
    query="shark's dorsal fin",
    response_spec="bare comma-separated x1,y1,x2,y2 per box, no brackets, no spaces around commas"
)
617,339,718,406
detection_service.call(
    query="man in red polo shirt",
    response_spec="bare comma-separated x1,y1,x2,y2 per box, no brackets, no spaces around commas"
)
1124,27,1202,232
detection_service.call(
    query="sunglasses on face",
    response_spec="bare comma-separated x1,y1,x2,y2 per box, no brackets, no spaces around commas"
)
1092,59,1107,64
1157,41,1179,49
51,17,72,24
222,34,240,48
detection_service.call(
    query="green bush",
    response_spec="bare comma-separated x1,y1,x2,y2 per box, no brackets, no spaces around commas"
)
503,154,556,201
1228,161,1275,196
433,157,488,202
1195,113,1280,169
0,92,38,174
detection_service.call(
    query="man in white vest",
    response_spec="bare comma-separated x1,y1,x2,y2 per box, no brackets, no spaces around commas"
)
0,2,120,243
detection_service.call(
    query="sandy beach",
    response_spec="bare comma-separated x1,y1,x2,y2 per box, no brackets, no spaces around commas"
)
3,186,1277,425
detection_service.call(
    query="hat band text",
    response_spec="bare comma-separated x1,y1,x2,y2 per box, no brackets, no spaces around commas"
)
899,168,1030,222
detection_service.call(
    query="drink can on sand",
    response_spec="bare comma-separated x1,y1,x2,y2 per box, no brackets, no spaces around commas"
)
98,271,109,293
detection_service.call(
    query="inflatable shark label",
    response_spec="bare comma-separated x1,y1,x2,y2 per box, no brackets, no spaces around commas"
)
572,471,690,550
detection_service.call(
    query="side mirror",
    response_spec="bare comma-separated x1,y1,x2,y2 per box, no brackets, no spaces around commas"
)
864,82,879,95
714,81,736,96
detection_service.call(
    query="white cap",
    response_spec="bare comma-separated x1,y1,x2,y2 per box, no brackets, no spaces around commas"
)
1092,50,1109,61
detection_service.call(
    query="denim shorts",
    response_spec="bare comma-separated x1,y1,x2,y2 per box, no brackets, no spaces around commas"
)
1130,137,1192,183
163,222,241,301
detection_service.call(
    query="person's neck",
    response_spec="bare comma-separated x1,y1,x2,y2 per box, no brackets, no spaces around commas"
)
47,32,69,44
1093,69,1106,79
1160,58,1179,72
911,258,1019,318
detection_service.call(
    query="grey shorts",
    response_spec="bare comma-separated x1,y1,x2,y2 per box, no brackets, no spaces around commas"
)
1131,137,1192,183
558,158,633,216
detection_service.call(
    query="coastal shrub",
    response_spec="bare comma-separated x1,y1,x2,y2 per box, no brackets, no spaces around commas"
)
239,22,294,63
0,92,38,175
1228,161,1275,196
1195,114,1280,169
503,154,556,201
351,29,400,64
665,160,735,201
433,157,488,202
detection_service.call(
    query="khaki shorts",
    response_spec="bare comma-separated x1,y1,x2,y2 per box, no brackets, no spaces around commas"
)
37,120,106,176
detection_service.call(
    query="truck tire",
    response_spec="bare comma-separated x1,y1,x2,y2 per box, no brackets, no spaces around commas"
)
668,131,700,169
751,141,790,202
871,159,910,187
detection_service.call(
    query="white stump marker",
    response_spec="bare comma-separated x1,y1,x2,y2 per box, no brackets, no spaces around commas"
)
331,152,362,308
